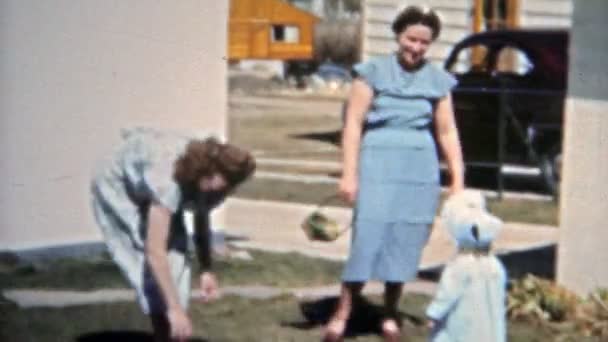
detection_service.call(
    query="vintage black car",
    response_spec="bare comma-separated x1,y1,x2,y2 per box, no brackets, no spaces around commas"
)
444,29,569,195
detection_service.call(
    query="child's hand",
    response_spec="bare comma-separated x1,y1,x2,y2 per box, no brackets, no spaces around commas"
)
426,319,436,330
199,271,220,302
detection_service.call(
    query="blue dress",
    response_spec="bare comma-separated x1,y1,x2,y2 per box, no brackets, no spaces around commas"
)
426,254,507,342
342,54,457,282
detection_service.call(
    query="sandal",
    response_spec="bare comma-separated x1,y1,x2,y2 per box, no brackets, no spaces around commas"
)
381,318,401,342
322,317,346,342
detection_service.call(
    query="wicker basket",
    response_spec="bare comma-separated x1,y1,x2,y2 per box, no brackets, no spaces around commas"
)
301,195,350,242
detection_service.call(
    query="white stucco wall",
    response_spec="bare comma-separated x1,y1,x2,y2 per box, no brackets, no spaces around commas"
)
557,0,608,295
0,1,229,250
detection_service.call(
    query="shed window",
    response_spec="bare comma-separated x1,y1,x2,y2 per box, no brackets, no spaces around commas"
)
271,25,300,43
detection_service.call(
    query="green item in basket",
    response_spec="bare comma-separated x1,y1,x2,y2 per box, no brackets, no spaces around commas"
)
301,211,343,242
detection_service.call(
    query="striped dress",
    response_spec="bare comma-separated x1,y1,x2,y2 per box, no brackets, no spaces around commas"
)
91,127,214,314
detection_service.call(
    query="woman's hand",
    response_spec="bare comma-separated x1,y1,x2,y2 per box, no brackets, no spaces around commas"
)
167,307,193,341
339,176,358,204
199,271,219,303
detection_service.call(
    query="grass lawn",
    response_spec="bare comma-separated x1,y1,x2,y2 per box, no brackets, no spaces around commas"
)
1,250,598,341
0,250,343,291
1,291,596,342
229,109,341,157
234,178,559,226
0,295,427,342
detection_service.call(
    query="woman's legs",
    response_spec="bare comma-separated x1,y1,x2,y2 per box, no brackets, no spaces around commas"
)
384,282,402,319
382,282,403,341
323,281,364,341
334,281,365,320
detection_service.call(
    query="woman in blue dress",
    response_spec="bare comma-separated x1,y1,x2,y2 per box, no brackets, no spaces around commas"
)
324,7,465,341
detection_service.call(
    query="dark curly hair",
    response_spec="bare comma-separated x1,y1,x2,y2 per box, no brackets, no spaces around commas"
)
391,6,441,41
173,137,256,194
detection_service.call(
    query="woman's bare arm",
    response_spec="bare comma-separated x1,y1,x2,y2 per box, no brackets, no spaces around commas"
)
340,79,373,202
434,94,465,193
145,204,184,311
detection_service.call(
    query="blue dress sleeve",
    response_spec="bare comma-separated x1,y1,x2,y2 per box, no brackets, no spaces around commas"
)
352,60,377,88
436,69,458,98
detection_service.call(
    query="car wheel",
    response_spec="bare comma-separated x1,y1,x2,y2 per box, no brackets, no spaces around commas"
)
540,146,562,197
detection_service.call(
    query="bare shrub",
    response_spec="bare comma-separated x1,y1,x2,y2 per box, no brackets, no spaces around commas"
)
314,19,361,66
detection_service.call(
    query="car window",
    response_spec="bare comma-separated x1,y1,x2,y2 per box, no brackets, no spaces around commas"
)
495,46,533,75
448,44,490,74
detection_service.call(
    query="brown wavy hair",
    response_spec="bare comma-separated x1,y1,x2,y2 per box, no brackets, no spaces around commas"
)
391,6,441,40
173,137,256,193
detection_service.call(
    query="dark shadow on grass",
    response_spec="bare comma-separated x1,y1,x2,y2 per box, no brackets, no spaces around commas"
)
77,331,207,342
499,245,556,280
417,245,557,283
283,296,423,339
223,233,250,243
289,130,341,146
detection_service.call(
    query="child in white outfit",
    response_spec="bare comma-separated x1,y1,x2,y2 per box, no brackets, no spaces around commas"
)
426,191,507,342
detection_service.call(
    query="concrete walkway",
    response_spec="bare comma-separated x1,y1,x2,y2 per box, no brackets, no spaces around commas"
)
3,281,437,308
223,198,558,270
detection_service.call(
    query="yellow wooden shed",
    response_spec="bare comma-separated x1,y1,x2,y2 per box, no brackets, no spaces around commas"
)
228,0,320,61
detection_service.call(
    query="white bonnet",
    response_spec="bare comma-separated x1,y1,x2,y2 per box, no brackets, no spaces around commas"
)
440,190,503,249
